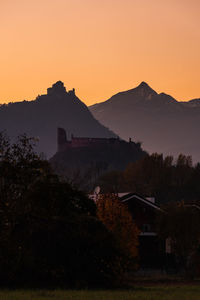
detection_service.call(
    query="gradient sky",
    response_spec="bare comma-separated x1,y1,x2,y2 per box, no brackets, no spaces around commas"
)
1,0,200,105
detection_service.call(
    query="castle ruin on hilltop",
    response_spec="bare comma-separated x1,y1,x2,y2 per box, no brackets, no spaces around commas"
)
57,128,135,152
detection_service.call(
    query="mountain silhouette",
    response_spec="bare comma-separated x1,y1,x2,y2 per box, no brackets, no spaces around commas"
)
0,81,116,157
181,98,200,107
89,82,200,162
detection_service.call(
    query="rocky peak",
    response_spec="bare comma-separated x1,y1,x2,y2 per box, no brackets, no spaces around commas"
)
136,81,157,99
138,81,150,89
47,81,66,95
135,81,157,98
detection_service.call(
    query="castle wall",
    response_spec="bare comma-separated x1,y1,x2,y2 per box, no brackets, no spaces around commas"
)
70,137,115,148
57,128,135,152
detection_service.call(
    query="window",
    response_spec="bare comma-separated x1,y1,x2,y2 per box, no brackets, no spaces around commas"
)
142,224,151,232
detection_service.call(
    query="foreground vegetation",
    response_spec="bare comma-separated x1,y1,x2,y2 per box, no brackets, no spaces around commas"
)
0,286,200,300
0,133,140,288
1,133,200,289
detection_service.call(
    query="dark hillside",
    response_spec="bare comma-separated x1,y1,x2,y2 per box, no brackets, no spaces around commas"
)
0,81,116,157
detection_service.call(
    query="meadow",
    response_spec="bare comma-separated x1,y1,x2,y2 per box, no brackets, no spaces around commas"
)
0,286,200,300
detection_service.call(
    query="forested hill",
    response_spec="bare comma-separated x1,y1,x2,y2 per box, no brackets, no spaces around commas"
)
89,82,200,162
0,81,116,157
50,138,147,190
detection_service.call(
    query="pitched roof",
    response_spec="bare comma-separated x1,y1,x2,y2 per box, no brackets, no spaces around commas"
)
184,204,200,210
119,193,161,211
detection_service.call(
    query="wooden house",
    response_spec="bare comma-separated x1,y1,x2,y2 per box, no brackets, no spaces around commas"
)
118,193,165,268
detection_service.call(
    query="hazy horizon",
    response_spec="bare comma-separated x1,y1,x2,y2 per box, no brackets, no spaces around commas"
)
1,0,200,105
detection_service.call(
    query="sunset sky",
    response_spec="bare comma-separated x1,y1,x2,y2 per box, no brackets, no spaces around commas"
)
1,0,200,105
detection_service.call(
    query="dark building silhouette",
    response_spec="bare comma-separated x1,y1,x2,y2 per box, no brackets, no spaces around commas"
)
57,127,135,152
51,128,147,190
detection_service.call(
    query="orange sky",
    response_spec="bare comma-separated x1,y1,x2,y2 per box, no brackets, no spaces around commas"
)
1,0,200,105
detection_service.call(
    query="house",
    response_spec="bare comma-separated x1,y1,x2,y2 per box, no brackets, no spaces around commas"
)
91,191,166,269
92,191,200,270
118,193,165,268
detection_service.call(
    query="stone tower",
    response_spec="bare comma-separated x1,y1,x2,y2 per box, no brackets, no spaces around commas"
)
57,127,67,152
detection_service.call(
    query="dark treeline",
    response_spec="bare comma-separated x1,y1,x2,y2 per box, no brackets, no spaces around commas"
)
99,153,200,204
0,132,138,288
156,201,200,277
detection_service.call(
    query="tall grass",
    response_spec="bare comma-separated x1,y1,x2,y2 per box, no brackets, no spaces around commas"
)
0,286,200,300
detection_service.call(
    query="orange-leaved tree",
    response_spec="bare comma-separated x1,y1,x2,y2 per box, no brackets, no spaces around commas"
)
96,193,139,272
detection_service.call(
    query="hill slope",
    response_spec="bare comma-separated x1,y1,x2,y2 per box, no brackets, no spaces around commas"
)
50,132,147,190
89,82,200,162
0,81,116,157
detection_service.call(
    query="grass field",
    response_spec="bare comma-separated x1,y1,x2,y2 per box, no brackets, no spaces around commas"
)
0,286,200,300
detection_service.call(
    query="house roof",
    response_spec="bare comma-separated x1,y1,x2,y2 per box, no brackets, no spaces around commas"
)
184,204,200,210
119,193,161,211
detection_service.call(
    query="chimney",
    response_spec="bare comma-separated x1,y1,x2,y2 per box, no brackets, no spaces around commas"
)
146,197,155,203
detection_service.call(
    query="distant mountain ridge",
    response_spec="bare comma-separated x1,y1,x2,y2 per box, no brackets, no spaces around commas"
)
89,82,200,162
0,81,116,157
181,98,200,107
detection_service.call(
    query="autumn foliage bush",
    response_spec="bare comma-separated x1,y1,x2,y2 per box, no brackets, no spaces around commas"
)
96,194,139,274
